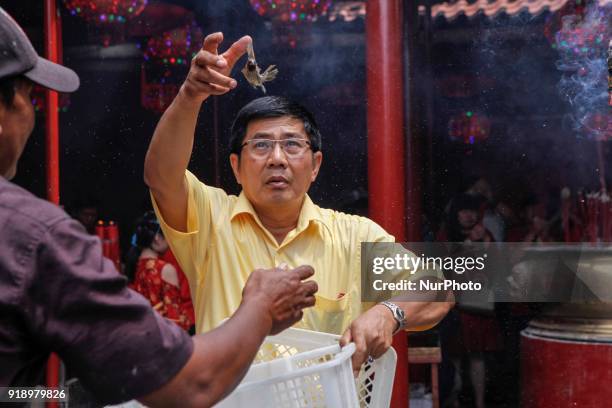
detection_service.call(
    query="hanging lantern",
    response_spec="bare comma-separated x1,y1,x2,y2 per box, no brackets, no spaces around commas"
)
543,0,608,62
140,66,180,114
543,0,585,44
31,85,71,114
249,0,334,24
140,19,204,113
142,19,203,67
62,0,147,24
63,0,148,46
448,111,491,144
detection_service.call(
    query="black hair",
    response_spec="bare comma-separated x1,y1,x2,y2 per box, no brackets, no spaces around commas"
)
446,193,486,241
0,76,18,106
125,211,162,281
229,96,322,155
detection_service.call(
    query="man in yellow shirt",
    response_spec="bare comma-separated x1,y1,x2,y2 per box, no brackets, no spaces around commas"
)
145,32,453,373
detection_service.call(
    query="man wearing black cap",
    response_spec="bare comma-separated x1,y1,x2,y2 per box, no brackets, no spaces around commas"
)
0,7,317,407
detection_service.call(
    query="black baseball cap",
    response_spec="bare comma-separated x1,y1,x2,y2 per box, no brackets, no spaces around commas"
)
0,7,79,92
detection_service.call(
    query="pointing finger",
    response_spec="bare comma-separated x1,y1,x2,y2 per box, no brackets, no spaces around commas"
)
202,32,224,55
222,35,252,70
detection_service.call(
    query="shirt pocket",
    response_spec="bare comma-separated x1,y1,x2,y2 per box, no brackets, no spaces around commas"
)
300,293,352,335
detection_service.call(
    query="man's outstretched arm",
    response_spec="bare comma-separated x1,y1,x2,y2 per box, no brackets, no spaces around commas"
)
144,32,250,231
35,216,317,408
139,298,273,408
139,265,318,408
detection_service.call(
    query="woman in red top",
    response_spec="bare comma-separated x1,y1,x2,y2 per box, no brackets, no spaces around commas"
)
161,249,195,333
438,194,502,408
126,211,194,331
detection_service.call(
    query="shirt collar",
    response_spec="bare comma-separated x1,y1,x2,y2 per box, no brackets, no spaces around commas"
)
230,192,331,241
230,191,258,221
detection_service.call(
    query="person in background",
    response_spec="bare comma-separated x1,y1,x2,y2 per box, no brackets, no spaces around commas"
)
161,248,196,334
126,211,195,332
439,193,494,243
438,193,502,408
0,8,318,407
464,176,505,242
506,195,555,243
70,192,100,234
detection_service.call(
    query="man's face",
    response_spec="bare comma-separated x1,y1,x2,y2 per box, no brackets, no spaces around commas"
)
76,207,99,233
230,116,322,213
0,79,34,179
458,209,478,229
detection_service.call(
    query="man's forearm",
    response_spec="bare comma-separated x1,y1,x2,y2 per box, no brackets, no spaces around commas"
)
141,299,272,408
396,290,455,331
188,301,272,406
144,88,206,191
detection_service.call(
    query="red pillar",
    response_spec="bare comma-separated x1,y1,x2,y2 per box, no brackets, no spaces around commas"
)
44,0,61,406
366,1,409,406
45,0,60,204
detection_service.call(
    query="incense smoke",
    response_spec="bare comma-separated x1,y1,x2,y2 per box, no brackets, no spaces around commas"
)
555,3,611,140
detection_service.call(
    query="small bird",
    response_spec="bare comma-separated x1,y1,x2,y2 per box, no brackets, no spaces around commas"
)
241,41,278,93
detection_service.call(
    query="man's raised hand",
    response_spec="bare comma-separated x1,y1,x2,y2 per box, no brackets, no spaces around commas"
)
181,32,251,101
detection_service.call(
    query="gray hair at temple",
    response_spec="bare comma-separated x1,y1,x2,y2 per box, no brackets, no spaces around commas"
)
229,96,322,155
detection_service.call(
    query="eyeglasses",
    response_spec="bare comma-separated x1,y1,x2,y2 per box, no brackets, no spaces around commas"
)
241,138,311,158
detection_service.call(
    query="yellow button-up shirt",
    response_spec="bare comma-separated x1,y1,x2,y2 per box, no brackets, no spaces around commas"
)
152,171,394,334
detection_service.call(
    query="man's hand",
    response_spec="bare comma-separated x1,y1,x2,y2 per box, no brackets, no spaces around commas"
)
181,32,251,102
142,265,315,408
339,305,397,377
242,265,318,335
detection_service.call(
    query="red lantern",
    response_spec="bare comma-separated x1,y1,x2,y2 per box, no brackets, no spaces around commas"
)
448,111,491,144
143,19,203,66
249,0,334,23
63,0,147,24
543,0,608,60
543,0,586,44
63,0,148,46
140,66,181,114
140,19,204,113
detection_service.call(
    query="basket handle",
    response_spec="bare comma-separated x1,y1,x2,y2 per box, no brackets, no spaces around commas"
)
235,343,357,392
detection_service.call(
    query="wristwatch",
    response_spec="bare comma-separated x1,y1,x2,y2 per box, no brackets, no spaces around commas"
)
380,301,407,335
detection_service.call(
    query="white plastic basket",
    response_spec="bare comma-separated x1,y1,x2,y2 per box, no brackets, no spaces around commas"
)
216,327,397,408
